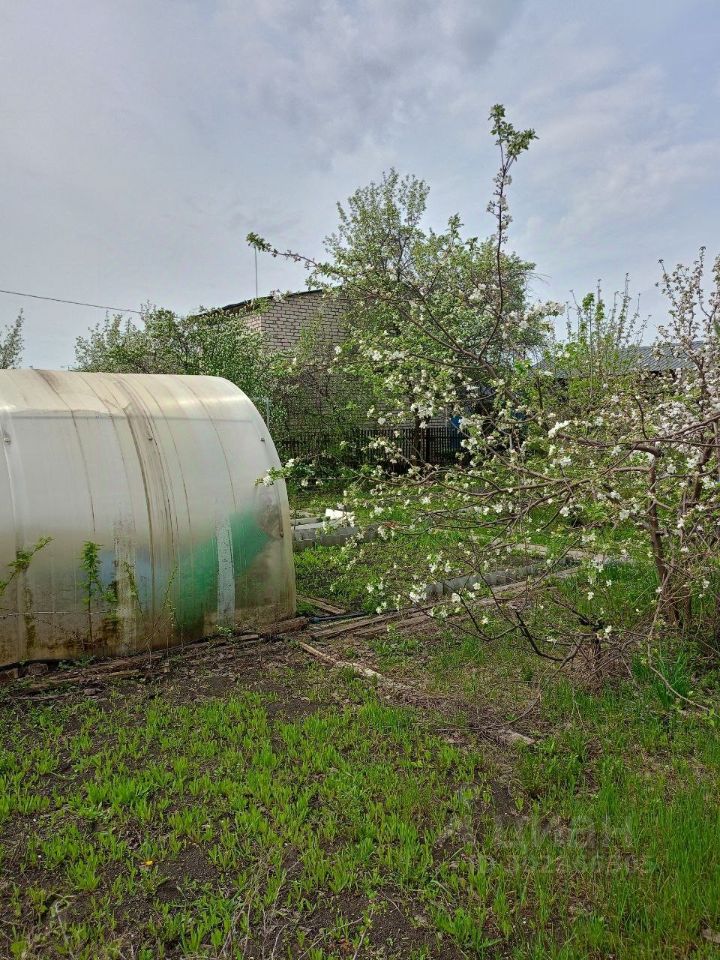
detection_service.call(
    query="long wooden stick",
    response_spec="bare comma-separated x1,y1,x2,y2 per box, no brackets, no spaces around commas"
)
296,640,534,747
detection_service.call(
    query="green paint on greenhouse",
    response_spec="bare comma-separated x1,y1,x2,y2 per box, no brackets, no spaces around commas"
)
173,510,272,630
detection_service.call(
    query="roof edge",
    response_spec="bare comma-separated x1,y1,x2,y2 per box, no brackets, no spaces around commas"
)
222,289,326,313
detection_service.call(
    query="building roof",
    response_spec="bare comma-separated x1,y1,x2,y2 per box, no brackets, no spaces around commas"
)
222,289,325,314
629,344,698,372
539,343,701,378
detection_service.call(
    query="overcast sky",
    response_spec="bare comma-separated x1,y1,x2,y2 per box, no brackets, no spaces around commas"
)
1,0,718,368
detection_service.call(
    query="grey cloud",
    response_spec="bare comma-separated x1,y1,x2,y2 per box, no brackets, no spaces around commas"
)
0,0,718,367
209,0,526,154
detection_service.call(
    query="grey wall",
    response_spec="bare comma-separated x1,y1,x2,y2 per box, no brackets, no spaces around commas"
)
233,290,347,354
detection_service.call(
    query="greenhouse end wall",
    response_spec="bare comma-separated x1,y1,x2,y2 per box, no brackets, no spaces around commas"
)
0,370,296,667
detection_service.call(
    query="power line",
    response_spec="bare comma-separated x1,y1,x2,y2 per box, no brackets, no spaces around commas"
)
0,287,143,315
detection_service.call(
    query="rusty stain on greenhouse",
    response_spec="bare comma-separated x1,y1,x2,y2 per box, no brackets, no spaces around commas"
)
0,370,295,667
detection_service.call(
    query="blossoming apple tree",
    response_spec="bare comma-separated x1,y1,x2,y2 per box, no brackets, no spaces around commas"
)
251,106,720,681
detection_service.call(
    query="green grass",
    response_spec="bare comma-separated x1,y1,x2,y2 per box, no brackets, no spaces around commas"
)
1,489,719,958
292,481,658,621
512,678,720,958
1,658,719,959
295,532,467,612
0,683,488,959
292,483,492,612
291,502,720,958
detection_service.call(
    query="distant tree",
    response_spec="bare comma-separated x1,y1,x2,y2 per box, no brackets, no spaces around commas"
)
0,311,24,368
249,165,552,431
74,304,292,428
541,281,646,414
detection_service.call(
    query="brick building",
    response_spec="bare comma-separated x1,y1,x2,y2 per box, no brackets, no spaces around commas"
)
223,289,352,432
223,289,346,354
222,289,453,438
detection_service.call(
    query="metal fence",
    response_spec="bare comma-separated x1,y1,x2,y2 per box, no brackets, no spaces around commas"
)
275,426,465,467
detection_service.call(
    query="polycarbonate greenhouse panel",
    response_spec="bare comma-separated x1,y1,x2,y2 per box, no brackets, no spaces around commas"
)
0,370,295,667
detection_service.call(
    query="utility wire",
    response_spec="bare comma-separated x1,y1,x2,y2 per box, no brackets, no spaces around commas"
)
0,287,143,315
